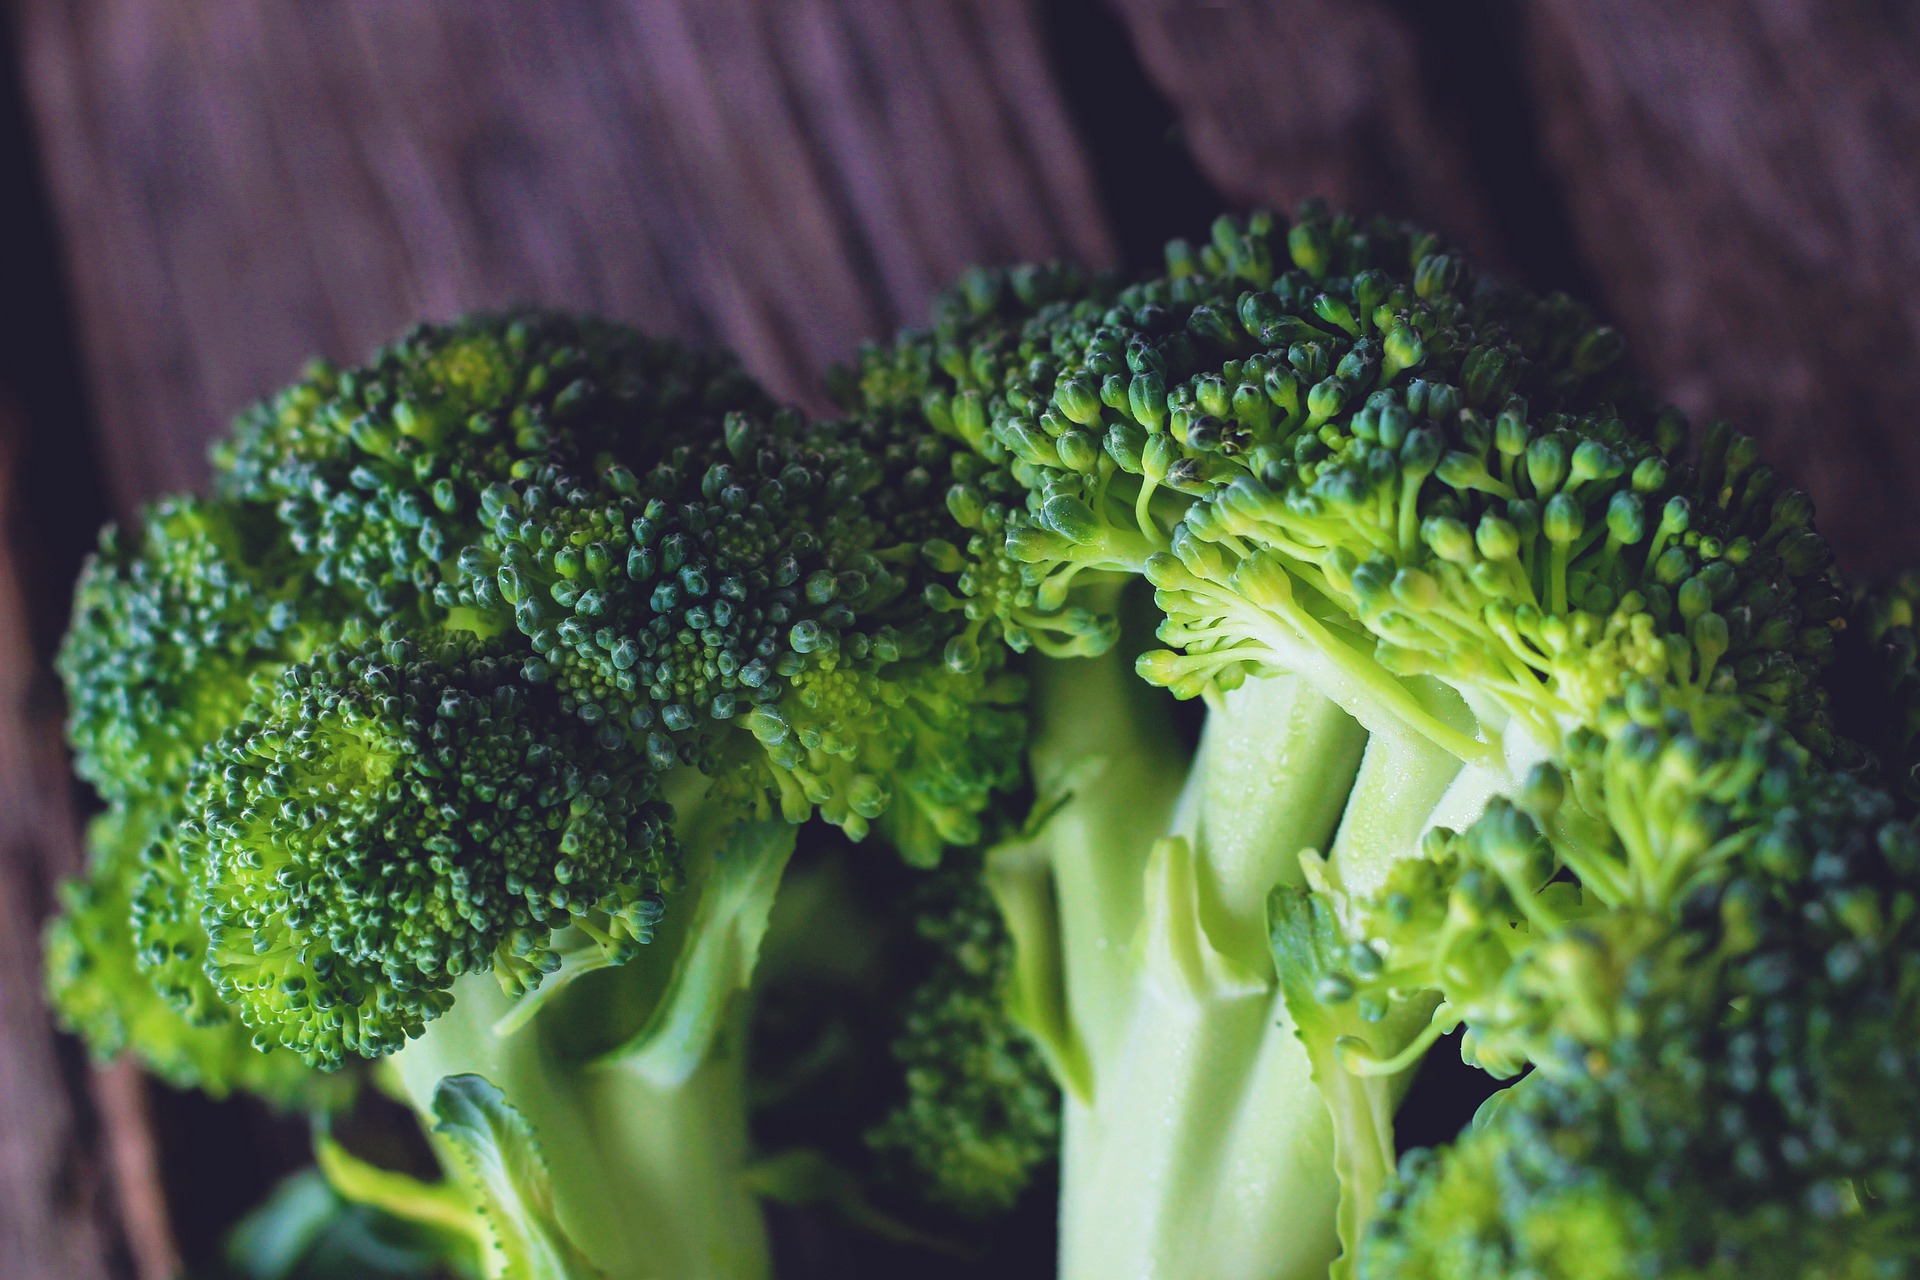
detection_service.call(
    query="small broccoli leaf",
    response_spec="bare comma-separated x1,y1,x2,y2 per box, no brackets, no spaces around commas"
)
226,1167,474,1280
429,1074,603,1280
1270,882,1402,1280
315,1135,486,1265
984,834,1090,1100
1140,835,1268,1003
595,819,798,1087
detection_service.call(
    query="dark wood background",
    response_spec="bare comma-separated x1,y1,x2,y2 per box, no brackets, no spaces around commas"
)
2,1,1917,1275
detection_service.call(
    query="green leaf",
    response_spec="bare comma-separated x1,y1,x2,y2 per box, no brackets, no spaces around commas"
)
1270,882,1403,1280
430,1075,603,1280
984,834,1090,1100
315,1136,485,1263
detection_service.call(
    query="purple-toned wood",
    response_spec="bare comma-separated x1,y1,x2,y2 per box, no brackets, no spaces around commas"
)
1527,0,1920,573
18,0,1113,514
1105,0,1506,266
0,391,152,1280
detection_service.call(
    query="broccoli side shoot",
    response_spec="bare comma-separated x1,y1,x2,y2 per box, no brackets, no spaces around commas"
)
1362,732,1920,1277
865,849,1060,1217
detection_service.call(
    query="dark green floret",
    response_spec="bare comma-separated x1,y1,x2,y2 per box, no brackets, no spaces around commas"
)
178,631,671,1068
445,405,1026,863
1362,733,1920,1278
866,850,1059,1216
214,312,768,622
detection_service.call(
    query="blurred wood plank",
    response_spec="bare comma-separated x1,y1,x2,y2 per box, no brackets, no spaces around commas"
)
1104,0,1506,266
17,0,1114,514
1526,0,1920,575
0,391,145,1280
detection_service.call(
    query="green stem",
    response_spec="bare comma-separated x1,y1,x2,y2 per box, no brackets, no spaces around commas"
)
1028,641,1189,1067
1038,666,1370,1280
392,973,769,1280
1325,676,1478,901
1175,675,1369,968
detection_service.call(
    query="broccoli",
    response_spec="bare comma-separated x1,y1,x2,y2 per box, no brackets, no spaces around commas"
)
48,205,1920,1280
46,313,1032,1279
843,201,1874,1278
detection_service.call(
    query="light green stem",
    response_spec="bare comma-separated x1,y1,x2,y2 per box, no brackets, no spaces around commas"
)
392,974,769,1280
1326,676,1478,900
1041,666,1370,1280
1029,642,1189,1069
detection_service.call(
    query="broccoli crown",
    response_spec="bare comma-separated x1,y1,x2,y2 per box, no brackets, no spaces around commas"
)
1362,744,1920,1278
866,850,1059,1216
851,203,1843,761
443,405,1027,865
177,633,672,1067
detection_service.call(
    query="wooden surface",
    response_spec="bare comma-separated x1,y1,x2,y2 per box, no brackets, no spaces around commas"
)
18,0,1112,513
0,390,150,1280
1107,0,1507,268
1527,0,1920,575
5,0,1920,1274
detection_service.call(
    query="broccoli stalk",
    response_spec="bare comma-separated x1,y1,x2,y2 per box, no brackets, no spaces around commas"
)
1012,637,1509,1277
1031,661,1358,1279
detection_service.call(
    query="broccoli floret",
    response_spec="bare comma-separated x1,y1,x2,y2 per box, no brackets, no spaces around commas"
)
178,632,671,1068
865,849,1060,1217
59,496,353,808
444,405,1026,863
45,805,347,1108
213,313,768,621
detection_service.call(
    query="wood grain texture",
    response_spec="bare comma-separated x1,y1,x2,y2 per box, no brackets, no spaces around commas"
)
0,390,140,1280
1104,0,1507,266
1526,0,1920,575
17,0,1113,514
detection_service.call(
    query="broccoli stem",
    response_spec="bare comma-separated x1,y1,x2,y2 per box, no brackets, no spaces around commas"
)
1037,659,1368,1279
1030,646,1515,1278
1325,678,1477,899
392,972,769,1280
